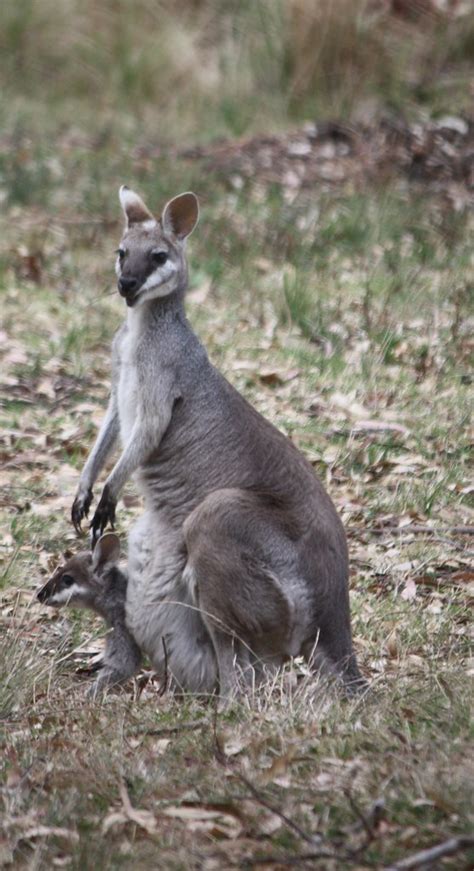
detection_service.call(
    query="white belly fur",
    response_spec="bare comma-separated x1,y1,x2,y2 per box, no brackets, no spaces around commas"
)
125,512,217,694
117,329,139,445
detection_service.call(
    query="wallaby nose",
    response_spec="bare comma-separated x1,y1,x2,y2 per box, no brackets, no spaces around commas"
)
118,276,138,296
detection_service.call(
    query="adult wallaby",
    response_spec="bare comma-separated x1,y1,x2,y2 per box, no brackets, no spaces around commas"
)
71,186,365,700
37,533,141,696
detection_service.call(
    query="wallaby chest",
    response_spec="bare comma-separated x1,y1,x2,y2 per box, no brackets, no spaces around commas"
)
116,320,141,445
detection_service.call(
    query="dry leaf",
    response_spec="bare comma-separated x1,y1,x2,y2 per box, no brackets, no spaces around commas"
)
400,579,417,600
102,781,157,835
23,826,79,843
220,731,249,757
260,748,297,785
259,368,300,386
350,419,409,436
162,805,242,839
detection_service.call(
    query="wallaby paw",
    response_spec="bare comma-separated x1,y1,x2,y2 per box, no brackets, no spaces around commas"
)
90,486,116,544
72,487,93,534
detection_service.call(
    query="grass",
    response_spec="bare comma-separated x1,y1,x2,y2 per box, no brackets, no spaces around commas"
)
1,151,473,867
1,0,473,145
1,1,473,867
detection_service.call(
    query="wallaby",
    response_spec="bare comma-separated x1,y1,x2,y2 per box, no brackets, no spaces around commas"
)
37,533,142,696
71,185,366,701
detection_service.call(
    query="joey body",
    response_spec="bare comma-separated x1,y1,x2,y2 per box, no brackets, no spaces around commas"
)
37,534,141,695
71,187,365,701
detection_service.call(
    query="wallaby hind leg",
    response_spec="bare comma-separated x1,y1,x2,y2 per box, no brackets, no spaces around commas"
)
183,489,299,704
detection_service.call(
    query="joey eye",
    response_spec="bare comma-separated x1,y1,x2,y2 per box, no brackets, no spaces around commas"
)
151,251,168,266
61,574,75,587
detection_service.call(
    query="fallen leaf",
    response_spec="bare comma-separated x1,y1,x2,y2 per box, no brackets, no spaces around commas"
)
102,781,157,835
162,805,243,839
350,419,410,436
260,748,297,785
259,368,300,386
400,579,417,600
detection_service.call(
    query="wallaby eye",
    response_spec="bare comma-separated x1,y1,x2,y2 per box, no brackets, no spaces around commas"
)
116,248,126,262
151,251,168,266
62,574,75,587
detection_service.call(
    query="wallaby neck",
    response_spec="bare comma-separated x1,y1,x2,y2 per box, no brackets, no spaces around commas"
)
126,290,186,334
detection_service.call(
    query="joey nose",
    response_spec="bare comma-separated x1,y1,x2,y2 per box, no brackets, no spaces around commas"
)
118,276,138,296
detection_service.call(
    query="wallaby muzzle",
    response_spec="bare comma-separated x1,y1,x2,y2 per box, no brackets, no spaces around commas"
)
118,276,139,303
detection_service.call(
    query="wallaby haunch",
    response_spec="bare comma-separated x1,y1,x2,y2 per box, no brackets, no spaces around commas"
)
37,533,141,695
71,186,365,700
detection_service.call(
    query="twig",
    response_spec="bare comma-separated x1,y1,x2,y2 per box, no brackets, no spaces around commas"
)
240,849,353,868
344,789,375,844
235,772,322,848
127,719,207,737
159,636,169,697
383,835,474,870
211,700,228,766
366,525,474,536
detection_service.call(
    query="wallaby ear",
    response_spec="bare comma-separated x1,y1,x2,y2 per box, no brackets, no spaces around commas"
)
161,192,199,241
92,533,121,572
119,185,154,227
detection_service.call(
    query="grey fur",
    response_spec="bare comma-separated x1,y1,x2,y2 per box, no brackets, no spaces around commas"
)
37,534,142,695
71,189,366,702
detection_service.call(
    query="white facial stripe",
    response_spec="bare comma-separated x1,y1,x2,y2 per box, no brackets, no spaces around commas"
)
140,260,177,294
49,583,87,605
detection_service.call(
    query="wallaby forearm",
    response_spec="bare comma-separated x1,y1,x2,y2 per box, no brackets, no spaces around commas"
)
72,398,120,532
90,405,173,539
79,398,120,491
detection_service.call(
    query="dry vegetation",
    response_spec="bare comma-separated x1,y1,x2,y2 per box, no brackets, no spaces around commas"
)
1,1,473,869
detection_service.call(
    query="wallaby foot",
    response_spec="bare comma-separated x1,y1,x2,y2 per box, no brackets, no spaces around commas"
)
304,640,368,697
85,657,141,699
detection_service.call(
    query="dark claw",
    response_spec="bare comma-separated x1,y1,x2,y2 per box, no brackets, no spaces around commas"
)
90,486,116,544
71,488,93,535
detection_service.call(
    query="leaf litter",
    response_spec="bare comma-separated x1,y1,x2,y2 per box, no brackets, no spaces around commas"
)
1,129,473,871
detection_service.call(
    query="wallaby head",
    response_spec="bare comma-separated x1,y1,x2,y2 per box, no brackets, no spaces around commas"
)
37,533,122,610
116,187,199,308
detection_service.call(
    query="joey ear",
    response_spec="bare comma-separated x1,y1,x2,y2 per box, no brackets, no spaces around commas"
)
161,192,199,241
92,533,121,572
119,185,154,227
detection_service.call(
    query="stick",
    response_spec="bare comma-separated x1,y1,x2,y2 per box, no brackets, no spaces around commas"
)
240,849,348,867
365,525,474,536
383,835,474,870
235,772,322,848
128,719,207,737
159,636,169,697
